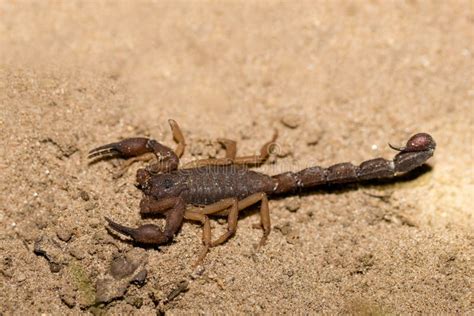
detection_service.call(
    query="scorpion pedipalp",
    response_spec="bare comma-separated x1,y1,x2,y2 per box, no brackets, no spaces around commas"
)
105,217,171,244
88,138,150,160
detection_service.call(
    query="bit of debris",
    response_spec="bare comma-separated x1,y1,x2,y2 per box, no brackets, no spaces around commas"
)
167,280,189,301
110,256,139,280
95,277,129,304
95,249,149,304
56,228,73,242
109,249,147,280
33,235,68,273
305,129,324,146
274,222,301,245
60,291,76,308
69,245,87,260
84,201,97,212
80,190,90,201
49,262,61,273
275,142,292,158
280,114,301,129
274,222,292,236
351,253,375,275
363,191,393,203
125,295,144,308
284,197,301,212
190,265,205,280
131,269,147,286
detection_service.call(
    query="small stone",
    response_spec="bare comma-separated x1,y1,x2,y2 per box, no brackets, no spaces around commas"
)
131,269,147,286
305,128,324,146
285,197,301,212
280,114,301,129
126,295,144,309
34,235,66,269
167,280,189,301
84,201,96,212
190,265,205,279
110,256,137,280
275,222,292,236
286,229,301,245
49,262,61,273
89,218,101,228
60,292,76,308
35,217,49,229
275,142,292,158
16,272,26,282
80,190,90,201
70,246,86,260
57,229,72,242
95,278,128,303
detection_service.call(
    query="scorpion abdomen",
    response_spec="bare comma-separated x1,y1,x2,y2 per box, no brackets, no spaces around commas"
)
179,165,274,205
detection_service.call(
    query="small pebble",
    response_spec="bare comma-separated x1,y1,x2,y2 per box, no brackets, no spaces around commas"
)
70,246,86,260
275,222,292,235
126,295,144,309
280,114,301,129
57,229,72,242
95,278,128,303
110,256,137,280
275,142,292,158
191,265,205,279
16,272,26,282
285,197,301,212
35,217,49,230
306,130,324,146
89,218,101,228
285,229,301,245
80,190,90,201
131,269,148,286
84,201,96,212
49,262,61,273
60,292,76,308
167,280,189,301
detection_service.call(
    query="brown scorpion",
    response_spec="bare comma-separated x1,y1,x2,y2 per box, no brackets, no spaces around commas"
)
89,120,436,264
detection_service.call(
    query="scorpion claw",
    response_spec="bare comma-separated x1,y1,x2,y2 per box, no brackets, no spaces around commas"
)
105,217,136,237
105,217,170,244
89,138,151,160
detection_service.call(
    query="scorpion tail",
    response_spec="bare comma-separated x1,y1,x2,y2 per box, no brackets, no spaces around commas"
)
271,133,436,194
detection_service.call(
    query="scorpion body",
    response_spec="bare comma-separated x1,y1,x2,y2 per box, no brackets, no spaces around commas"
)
89,120,436,265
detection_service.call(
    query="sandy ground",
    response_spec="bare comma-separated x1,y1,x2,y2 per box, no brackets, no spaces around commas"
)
1,1,473,314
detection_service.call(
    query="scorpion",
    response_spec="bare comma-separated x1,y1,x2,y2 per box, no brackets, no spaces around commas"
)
89,120,436,265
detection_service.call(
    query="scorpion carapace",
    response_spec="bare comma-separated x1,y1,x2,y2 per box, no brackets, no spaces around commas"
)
89,120,436,265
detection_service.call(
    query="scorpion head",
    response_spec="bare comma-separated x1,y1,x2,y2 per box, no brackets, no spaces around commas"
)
136,168,152,190
137,171,186,200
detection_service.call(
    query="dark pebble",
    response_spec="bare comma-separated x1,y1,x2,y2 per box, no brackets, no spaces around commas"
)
110,256,137,280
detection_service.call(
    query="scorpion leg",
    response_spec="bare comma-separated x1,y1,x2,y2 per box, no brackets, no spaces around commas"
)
168,119,186,158
187,198,239,247
237,192,271,249
232,131,278,165
182,131,277,168
105,196,185,245
191,193,271,249
184,211,211,266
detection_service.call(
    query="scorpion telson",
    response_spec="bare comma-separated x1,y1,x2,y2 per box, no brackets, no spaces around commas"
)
89,120,436,265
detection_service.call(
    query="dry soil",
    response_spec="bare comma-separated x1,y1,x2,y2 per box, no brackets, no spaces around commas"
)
0,1,473,314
